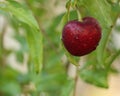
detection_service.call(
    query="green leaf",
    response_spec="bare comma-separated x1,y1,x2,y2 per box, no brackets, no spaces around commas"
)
61,43,80,66
0,65,20,79
58,11,80,66
26,26,43,73
79,68,108,88
76,0,120,88
114,25,120,31
37,73,67,91
57,12,69,32
16,51,24,63
60,79,74,96
0,82,21,96
66,0,77,9
77,0,119,65
0,66,21,95
66,0,71,9
5,0,39,30
14,33,28,52
0,1,43,73
112,3,120,12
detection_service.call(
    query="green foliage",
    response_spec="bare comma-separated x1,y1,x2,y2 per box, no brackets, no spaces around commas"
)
59,0,120,88
0,66,21,96
75,0,120,88
80,68,108,88
0,0,43,73
60,79,74,96
0,0,120,96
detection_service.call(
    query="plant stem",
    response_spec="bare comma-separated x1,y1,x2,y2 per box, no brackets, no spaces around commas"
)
73,67,79,96
76,9,82,21
65,60,70,73
0,21,7,67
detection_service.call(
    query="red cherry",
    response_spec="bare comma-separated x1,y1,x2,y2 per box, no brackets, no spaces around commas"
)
62,17,101,56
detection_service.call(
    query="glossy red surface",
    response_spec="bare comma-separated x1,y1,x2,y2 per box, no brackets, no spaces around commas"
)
62,17,101,56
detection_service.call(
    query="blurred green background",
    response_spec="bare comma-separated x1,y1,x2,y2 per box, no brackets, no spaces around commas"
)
0,0,120,96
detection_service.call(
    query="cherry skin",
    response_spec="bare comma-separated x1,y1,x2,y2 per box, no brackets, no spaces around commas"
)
62,17,101,56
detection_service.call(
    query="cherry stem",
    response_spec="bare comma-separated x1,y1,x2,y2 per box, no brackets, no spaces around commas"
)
66,0,71,21
67,8,70,21
76,9,82,21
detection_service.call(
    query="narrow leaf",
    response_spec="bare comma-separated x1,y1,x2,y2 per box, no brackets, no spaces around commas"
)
79,69,108,88
0,1,43,73
60,79,74,96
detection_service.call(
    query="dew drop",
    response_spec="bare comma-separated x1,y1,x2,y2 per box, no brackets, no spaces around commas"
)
74,36,79,40
89,37,92,40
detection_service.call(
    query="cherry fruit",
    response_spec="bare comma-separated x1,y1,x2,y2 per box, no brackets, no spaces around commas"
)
62,17,101,56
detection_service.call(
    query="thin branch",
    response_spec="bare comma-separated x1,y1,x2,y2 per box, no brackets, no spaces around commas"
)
73,67,79,96
0,21,7,50
0,21,7,67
